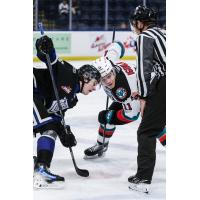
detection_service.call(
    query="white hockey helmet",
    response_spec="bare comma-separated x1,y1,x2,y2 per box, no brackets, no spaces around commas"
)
92,57,114,78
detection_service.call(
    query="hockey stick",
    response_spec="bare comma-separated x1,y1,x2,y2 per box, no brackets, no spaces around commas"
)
98,26,116,156
38,22,89,177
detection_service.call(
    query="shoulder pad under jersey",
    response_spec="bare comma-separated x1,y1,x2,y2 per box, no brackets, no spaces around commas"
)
116,61,138,94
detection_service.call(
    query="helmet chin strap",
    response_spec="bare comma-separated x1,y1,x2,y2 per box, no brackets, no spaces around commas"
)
80,79,89,93
80,80,85,93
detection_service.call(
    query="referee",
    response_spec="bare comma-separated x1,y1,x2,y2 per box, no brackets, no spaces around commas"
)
128,5,166,193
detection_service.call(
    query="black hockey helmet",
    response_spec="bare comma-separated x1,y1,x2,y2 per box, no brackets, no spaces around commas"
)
78,64,101,84
129,5,157,23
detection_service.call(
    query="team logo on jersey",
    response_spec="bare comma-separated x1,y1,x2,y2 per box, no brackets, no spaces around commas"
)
116,87,127,99
47,98,69,113
61,86,72,94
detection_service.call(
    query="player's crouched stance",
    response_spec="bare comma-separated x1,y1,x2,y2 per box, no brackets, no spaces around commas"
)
84,42,166,194
33,36,101,189
84,42,140,159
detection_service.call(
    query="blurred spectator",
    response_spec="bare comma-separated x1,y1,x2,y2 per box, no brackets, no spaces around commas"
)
72,0,81,16
71,0,81,30
58,0,69,29
58,0,69,16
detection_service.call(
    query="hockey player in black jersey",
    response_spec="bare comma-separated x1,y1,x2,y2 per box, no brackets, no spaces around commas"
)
84,42,140,159
33,35,101,189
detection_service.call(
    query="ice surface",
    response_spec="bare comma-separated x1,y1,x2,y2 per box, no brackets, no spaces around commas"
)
33,61,166,200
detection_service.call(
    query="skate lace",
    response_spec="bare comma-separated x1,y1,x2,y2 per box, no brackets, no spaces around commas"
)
134,177,149,184
87,143,108,153
37,165,58,178
89,144,100,152
45,168,57,176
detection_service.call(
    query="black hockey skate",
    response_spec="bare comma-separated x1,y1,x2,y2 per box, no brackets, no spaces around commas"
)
33,163,65,189
128,175,151,194
84,142,109,159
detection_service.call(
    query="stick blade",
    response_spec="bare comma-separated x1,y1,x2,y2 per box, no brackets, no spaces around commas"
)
76,168,89,177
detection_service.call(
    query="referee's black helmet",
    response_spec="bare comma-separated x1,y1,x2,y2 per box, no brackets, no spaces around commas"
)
129,5,157,23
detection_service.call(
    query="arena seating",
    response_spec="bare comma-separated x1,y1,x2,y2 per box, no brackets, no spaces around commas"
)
33,0,166,31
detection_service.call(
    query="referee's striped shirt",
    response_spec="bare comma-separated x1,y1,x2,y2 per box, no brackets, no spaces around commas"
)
136,26,166,98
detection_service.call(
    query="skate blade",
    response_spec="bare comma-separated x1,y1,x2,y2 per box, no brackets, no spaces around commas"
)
83,152,105,160
128,184,149,194
34,181,65,190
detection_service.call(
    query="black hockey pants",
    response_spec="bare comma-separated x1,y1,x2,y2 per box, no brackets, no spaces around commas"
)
136,76,166,181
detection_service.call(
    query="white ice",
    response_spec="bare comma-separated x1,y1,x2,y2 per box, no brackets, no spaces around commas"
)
33,61,166,200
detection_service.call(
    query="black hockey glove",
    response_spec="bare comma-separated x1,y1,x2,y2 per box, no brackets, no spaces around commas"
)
58,125,77,148
35,35,57,64
98,110,115,124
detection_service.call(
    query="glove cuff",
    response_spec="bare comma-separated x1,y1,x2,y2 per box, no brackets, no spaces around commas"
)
51,55,58,65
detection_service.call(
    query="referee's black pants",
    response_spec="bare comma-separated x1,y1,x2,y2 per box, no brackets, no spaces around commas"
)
136,76,166,181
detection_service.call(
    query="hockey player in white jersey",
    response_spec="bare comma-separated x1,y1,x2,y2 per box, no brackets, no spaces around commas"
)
84,42,140,158
84,41,166,194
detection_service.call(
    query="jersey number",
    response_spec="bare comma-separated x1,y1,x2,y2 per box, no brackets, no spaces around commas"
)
123,103,132,111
